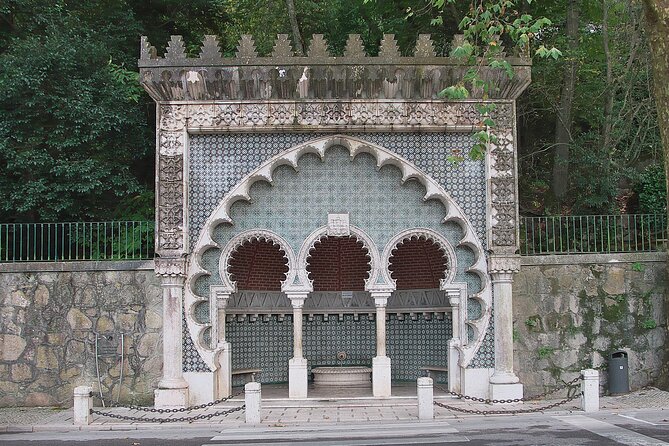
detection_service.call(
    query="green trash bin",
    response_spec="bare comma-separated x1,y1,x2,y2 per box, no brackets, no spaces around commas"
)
608,350,629,395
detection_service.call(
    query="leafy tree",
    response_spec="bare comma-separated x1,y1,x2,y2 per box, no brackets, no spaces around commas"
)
0,0,153,222
519,0,662,214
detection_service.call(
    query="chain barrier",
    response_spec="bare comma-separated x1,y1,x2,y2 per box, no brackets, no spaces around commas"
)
90,405,245,423
100,387,245,413
89,387,246,422
433,375,583,415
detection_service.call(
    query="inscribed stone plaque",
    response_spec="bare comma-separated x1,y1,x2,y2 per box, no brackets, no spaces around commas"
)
327,213,350,236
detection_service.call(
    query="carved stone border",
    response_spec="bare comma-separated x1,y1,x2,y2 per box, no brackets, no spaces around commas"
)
487,102,519,257
160,100,499,133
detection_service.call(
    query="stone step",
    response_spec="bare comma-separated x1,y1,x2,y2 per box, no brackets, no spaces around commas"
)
216,395,457,408
207,420,465,444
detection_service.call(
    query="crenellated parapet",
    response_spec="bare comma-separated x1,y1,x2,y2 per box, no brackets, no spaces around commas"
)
138,34,531,102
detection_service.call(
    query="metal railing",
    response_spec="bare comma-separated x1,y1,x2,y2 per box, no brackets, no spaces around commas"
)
0,221,155,262
520,214,668,255
1,215,665,261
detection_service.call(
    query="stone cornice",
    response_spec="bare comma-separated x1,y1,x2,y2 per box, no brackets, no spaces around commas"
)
139,34,532,102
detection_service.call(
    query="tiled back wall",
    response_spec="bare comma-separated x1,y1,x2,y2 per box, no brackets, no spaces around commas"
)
228,314,452,385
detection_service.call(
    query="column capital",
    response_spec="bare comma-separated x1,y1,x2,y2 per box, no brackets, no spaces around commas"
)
488,254,521,275
369,287,393,307
210,285,233,307
155,256,187,278
285,291,308,308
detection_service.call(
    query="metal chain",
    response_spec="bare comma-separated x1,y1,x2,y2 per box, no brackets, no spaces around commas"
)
435,376,582,405
90,405,245,423
102,387,245,413
434,391,582,415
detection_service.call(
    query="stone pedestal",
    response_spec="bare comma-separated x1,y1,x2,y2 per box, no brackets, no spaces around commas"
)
289,357,308,398
417,377,434,420
73,386,93,425
155,387,189,408
489,382,523,402
244,381,262,424
372,355,391,397
581,369,600,412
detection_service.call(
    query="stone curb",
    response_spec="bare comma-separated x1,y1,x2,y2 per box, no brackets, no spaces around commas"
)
2,406,655,434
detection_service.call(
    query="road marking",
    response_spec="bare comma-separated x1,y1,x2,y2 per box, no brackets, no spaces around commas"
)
618,414,669,426
556,415,669,446
202,436,470,446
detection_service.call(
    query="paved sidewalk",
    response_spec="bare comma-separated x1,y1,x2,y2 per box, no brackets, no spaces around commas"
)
1,387,668,433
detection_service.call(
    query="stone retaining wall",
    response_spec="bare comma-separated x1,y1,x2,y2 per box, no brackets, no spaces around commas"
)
0,261,161,407
514,253,668,396
0,253,666,407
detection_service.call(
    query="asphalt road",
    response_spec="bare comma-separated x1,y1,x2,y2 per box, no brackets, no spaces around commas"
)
1,409,668,445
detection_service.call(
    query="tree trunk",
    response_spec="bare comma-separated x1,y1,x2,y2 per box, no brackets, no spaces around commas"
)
552,0,580,200
602,0,614,153
285,0,305,56
641,0,669,389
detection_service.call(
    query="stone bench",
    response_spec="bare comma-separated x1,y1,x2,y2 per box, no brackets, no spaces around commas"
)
420,365,448,381
232,368,261,382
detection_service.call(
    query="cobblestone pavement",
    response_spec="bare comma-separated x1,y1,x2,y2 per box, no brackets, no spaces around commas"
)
1,387,668,432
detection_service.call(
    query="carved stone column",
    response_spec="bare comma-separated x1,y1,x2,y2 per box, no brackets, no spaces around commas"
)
444,285,466,393
154,257,190,408
488,255,523,400
286,291,309,399
210,286,232,398
371,290,392,397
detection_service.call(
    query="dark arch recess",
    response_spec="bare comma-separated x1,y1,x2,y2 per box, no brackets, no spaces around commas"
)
306,236,371,291
389,237,448,290
228,239,289,291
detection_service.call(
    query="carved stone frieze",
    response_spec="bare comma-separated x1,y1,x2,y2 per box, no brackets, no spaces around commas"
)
157,110,185,252
139,34,531,102
160,105,186,131
491,203,516,247
488,126,518,250
161,100,503,132
490,177,515,204
159,132,184,156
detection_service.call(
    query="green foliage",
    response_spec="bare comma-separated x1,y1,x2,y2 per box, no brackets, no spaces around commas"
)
635,164,667,214
631,262,645,272
433,0,557,162
641,319,657,329
519,0,664,214
525,316,540,328
537,346,554,359
0,0,153,222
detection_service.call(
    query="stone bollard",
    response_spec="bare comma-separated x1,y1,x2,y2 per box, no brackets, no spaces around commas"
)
73,386,93,425
245,381,261,424
417,377,434,421
581,369,600,412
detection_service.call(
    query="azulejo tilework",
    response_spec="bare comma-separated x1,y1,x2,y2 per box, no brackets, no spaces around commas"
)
222,313,454,384
184,134,495,372
188,133,486,248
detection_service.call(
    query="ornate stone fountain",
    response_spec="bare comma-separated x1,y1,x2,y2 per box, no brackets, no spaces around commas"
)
312,352,372,388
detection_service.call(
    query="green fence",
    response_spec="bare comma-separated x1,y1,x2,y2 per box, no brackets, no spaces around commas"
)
0,215,665,261
0,221,155,262
520,214,667,255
